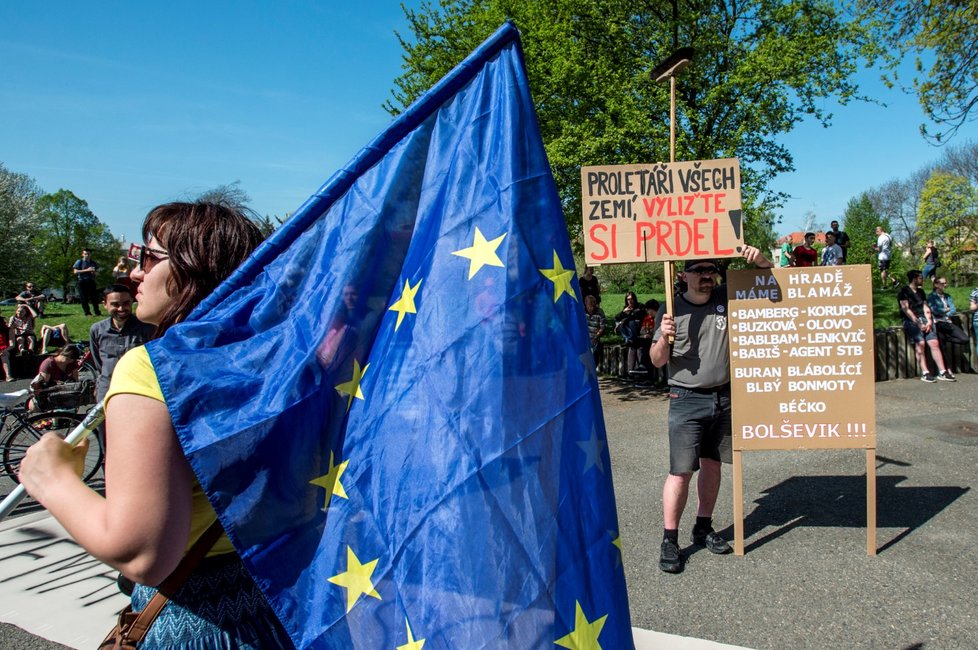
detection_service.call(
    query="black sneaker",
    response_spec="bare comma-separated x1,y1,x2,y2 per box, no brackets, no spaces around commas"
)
691,528,732,554
659,539,682,573
938,370,956,382
921,374,937,383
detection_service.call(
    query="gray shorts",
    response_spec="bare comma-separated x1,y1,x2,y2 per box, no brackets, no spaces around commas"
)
667,386,732,474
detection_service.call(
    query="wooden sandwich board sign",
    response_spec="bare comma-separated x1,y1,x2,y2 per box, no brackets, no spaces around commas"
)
580,158,745,265
726,265,877,555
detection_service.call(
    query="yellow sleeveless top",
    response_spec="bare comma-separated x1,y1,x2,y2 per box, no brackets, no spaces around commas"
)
104,347,235,557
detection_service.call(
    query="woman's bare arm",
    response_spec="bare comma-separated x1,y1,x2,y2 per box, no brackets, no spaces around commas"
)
20,393,194,585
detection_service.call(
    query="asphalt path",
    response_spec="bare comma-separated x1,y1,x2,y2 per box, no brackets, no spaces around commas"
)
608,373,978,649
3,373,977,648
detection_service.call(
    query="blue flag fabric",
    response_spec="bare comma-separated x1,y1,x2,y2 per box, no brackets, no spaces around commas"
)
148,22,633,649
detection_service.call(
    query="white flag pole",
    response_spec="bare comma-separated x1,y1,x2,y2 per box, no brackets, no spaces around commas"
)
0,403,105,521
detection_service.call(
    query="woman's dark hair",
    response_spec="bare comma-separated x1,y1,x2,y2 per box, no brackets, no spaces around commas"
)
624,291,638,307
143,201,263,337
56,345,81,360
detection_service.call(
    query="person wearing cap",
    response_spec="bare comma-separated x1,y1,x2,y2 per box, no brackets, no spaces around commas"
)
650,247,773,573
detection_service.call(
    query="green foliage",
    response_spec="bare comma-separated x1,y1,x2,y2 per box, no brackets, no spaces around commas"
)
0,163,42,297
916,171,978,281
389,0,868,243
856,0,978,143
34,189,120,295
842,193,883,266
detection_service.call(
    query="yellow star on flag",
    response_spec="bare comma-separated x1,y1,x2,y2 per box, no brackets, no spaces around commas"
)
335,359,369,411
396,619,426,650
612,535,622,553
309,451,349,510
328,546,382,613
389,278,422,331
452,227,506,279
554,601,608,650
539,251,577,303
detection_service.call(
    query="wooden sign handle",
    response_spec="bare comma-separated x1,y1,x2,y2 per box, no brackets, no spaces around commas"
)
664,261,675,343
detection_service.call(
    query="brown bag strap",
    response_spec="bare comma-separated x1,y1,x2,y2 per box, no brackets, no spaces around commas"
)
122,518,226,644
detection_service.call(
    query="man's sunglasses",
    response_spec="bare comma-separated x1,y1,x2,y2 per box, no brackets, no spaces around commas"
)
685,266,719,275
128,243,169,270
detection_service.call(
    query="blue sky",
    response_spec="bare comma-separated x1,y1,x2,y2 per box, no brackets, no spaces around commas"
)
2,1,974,243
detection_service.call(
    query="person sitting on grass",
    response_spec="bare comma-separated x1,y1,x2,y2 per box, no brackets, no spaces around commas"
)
9,304,37,355
40,323,70,354
16,282,47,318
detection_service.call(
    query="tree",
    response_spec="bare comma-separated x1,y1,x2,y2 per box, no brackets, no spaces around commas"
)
389,0,868,249
916,171,978,281
0,163,42,297
34,189,119,294
197,181,281,237
842,192,882,266
938,139,978,188
856,0,978,143
865,169,930,257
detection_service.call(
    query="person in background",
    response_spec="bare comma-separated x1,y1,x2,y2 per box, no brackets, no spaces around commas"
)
637,299,660,372
614,291,645,373
90,283,157,406
928,277,969,345
828,220,850,263
73,248,101,316
28,345,81,410
112,256,130,280
0,311,13,381
16,281,47,318
19,201,291,647
579,266,601,305
821,232,843,266
874,226,896,288
899,270,955,382
792,232,818,267
778,236,794,267
9,304,37,355
922,241,941,282
40,322,70,354
112,256,134,294
970,286,978,356
583,295,606,368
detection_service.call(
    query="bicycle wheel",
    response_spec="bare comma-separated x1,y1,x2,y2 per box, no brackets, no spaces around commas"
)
78,359,98,386
2,411,104,484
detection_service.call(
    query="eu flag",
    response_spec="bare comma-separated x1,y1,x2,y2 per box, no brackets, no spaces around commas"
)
148,22,633,649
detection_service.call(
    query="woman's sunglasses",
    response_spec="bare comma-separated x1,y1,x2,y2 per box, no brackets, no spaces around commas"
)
128,243,169,270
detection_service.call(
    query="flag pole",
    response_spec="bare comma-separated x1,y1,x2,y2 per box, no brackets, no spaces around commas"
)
652,48,693,342
0,403,105,522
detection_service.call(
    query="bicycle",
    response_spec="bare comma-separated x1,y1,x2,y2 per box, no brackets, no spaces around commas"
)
0,389,104,485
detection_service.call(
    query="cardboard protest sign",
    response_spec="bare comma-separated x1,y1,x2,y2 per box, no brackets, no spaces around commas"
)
727,265,876,451
580,158,744,265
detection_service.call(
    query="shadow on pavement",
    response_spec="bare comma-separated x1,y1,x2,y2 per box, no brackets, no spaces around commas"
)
728,473,969,554
598,377,667,402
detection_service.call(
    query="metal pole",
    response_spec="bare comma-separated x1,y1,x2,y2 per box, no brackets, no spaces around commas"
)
0,404,105,522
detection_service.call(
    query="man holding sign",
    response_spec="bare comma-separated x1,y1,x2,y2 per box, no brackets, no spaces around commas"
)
650,247,773,573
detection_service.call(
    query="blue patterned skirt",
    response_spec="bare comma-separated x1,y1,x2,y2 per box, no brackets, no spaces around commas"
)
130,554,294,649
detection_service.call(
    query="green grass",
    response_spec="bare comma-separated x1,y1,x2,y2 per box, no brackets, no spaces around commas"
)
23,302,104,349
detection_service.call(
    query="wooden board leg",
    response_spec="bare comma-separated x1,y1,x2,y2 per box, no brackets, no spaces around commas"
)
867,448,877,556
733,450,744,555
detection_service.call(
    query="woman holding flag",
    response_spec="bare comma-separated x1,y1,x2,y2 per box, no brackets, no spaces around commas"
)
18,201,293,648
